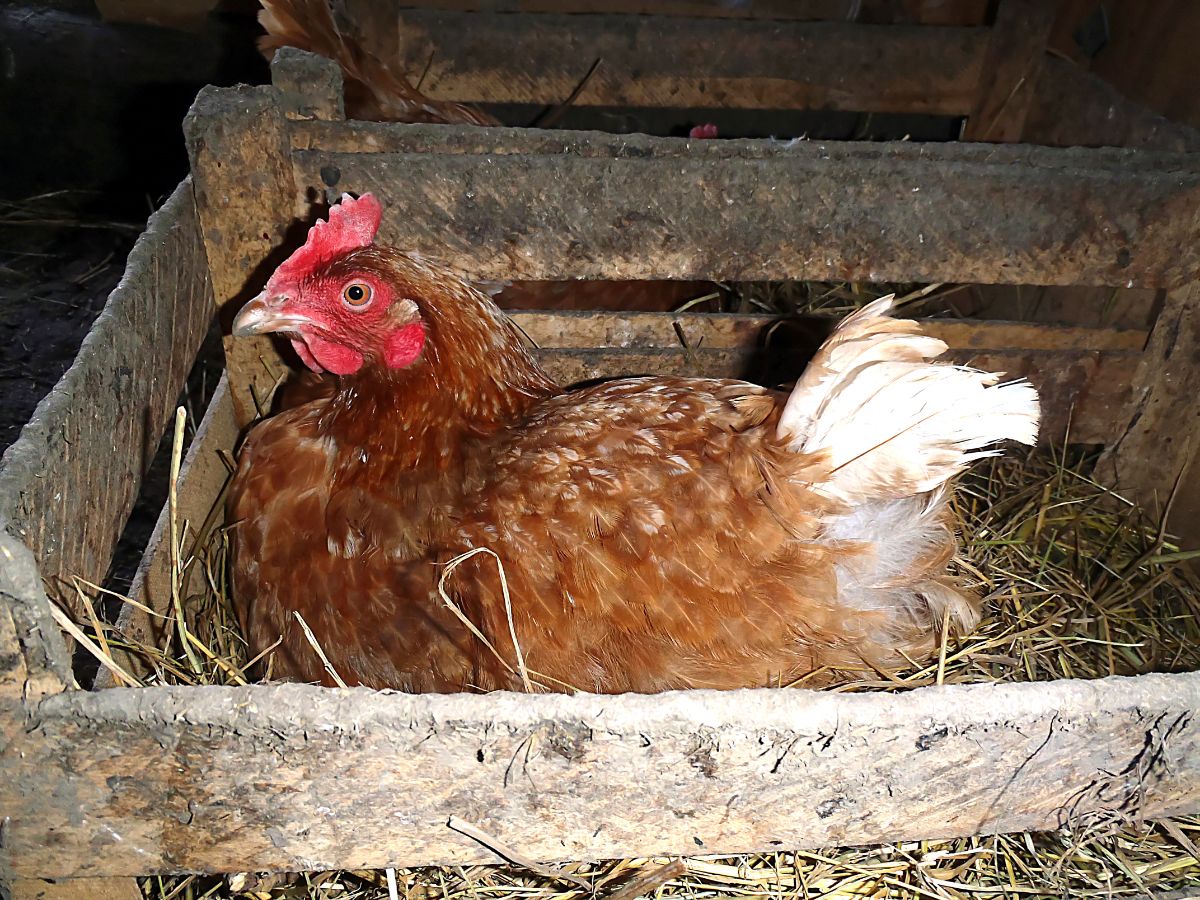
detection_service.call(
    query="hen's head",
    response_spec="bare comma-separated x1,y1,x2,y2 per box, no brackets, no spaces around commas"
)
233,193,428,376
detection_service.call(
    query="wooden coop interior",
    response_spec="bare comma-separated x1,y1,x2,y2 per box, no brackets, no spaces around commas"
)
2,1,1200,895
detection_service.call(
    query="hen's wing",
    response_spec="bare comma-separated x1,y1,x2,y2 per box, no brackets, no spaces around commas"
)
446,377,949,693
229,403,476,689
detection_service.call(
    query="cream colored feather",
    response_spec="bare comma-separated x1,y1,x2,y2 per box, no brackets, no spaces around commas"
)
778,295,1040,504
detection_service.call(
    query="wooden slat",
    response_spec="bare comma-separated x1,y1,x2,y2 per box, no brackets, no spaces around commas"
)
270,47,345,122
290,127,1200,288
96,377,238,687
184,85,298,428
0,181,213,612
375,9,988,115
1,673,1197,878
1024,56,1200,152
1097,280,1200,543
961,0,1054,142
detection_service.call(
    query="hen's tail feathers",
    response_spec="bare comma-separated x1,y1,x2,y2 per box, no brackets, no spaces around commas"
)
778,296,1040,505
258,0,499,126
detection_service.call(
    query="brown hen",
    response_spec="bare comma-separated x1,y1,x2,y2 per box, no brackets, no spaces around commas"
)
228,194,1039,693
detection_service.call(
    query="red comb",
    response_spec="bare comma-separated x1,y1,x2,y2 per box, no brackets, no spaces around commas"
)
269,193,383,286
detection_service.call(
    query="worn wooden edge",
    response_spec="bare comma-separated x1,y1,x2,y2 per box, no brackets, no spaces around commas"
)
382,9,987,114
184,84,299,428
1024,56,1200,153
1,671,1197,878
270,47,345,121
288,119,1200,169
289,135,1200,288
0,180,213,613
0,531,73,700
96,375,237,688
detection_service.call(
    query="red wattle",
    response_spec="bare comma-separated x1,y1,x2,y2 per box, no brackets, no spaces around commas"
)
304,333,365,375
384,322,426,369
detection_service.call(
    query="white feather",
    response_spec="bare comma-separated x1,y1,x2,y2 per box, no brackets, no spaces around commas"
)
778,296,1041,504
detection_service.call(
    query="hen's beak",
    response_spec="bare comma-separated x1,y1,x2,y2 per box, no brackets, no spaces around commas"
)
232,292,313,337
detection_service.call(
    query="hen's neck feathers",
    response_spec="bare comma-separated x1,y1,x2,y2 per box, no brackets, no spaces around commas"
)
316,249,557,471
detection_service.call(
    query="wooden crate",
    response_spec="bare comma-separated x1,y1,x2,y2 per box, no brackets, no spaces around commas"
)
3,12,1200,890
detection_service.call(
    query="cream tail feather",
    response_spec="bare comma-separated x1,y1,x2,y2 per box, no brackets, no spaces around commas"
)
777,295,1041,505
777,295,1041,645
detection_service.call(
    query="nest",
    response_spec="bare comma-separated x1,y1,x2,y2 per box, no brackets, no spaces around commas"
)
55,290,1200,898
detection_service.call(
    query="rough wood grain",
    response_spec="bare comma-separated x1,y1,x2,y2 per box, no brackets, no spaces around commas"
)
378,9,987,114
961,0,1054,142
270,47,344,122
0,181,212,613
291,129,1200,287
1024,57,1200,152
184,84,297,428
1,673,1197,879
96,377,238,687
1096,281,1200,542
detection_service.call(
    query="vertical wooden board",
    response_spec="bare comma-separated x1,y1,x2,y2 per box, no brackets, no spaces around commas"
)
0,530,72,702
1023,57,1200,152
0,181,213,612
961,0,1055,142
270,47,345,121
1096,281,1200,545
97,377,238,686
184,84,298,428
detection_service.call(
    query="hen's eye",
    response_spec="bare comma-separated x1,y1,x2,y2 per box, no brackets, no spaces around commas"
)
342,282,372,307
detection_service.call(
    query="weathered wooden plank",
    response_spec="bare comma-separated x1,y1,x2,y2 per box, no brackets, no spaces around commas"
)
289,117,1200,164
1096,280,1200,542
961,0,1054,142
292,130,1200,287
0,181,213,613
375,9,987,115
184,85,298,429
1,673,1197,878
1024,56,1200,152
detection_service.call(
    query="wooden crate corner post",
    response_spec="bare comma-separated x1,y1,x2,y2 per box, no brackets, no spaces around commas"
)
1096,279,1200,544
270,46,346,123
183,83,298,428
